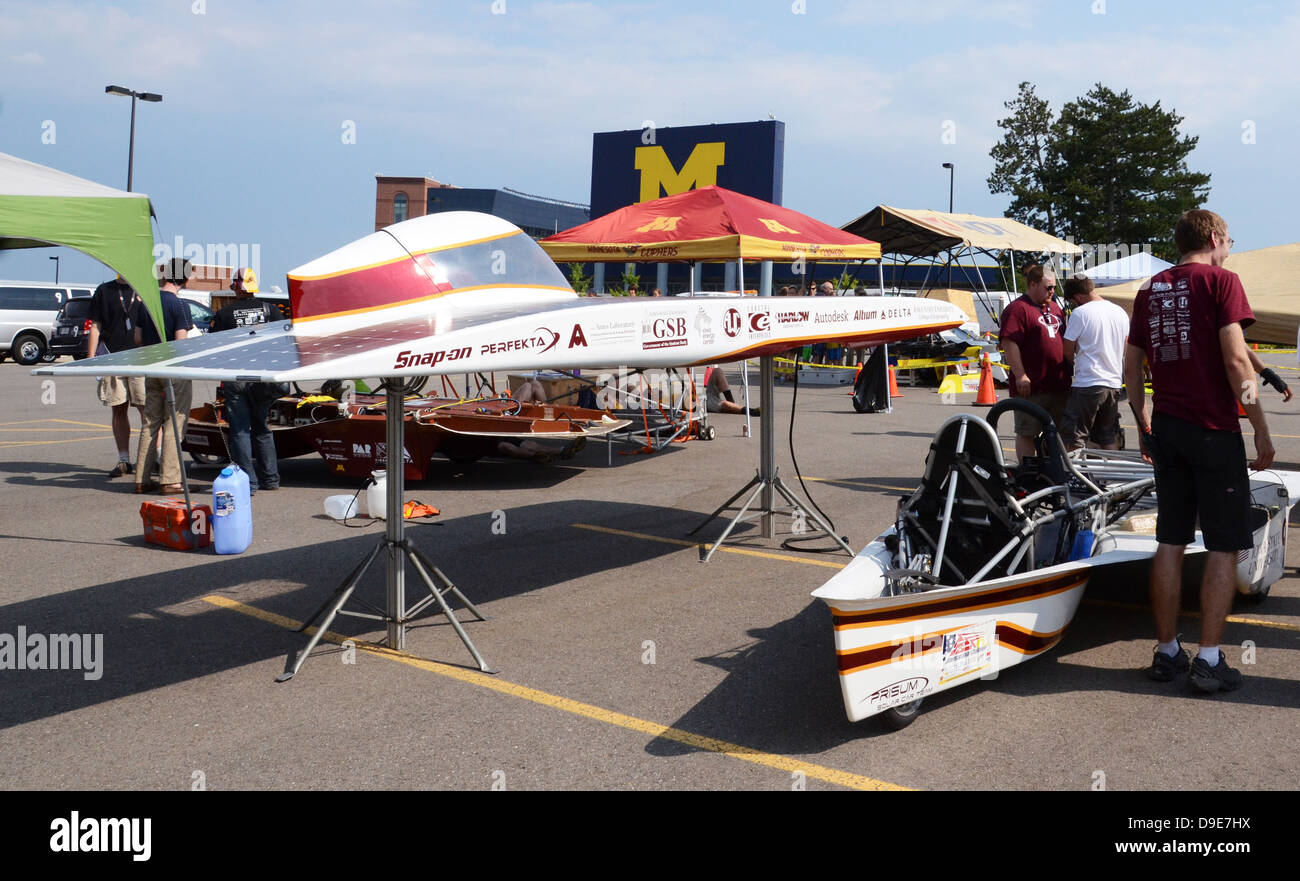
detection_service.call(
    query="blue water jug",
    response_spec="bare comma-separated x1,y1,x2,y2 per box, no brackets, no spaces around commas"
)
1068,529,1094,562
212,465,252,554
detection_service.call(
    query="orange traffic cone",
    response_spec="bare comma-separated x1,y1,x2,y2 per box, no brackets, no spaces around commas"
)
888,365,903,398
1238,398,1247,417
974,353,997,407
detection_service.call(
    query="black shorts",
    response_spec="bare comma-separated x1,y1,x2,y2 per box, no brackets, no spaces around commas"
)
1148,412,1253,551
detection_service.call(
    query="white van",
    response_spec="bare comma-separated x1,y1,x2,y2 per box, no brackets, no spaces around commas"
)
0,281,95,365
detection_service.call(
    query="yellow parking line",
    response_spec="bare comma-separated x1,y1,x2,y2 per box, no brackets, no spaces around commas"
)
1083,598,1300,632
0,435,111,448
0,418,110,428
572,523,848,569
0,427,114,432
203,595,906,791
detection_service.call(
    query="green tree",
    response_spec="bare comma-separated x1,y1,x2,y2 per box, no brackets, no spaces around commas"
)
988,81,1210,260
620,267,642,295
1052,84,1209,259
988,82,1061,236
567,262,590,293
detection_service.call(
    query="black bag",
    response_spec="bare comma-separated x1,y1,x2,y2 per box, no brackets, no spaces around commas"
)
852,347,890,413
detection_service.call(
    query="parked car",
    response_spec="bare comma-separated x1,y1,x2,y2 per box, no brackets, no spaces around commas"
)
0,281,94,365
49,295,215,360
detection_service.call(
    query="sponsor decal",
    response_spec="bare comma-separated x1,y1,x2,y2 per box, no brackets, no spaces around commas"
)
853,309,878,321
694,306,715,346
638,246,679,258
865,676,930,710
723,307,743,338
480,327,560,357
586,318,639,347
775,310,809,324
642,310,689,350
939,620,995,684
1151,281,1172,292
813,309,850,324
569,323,589,348
746,306,771,339
393,345,471,370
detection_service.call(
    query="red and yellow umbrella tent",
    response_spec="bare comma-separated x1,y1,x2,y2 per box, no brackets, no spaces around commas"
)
540,185,881,266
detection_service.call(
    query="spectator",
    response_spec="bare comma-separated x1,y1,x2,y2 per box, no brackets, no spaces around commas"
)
999,263,1070,462
1125,209,1272,693
211,268,285,493
704,367,759,416
85,275,145,478
133,259,195,494
1060,276,1128,450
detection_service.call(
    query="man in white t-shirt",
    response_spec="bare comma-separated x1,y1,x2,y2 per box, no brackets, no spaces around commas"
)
1060,276,1130,450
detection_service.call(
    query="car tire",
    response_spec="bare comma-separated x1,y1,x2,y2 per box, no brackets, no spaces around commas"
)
12,333,45,366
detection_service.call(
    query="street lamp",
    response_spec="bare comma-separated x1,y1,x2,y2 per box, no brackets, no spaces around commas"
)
104,85,162,192
942,162,955,287
49,256,59,283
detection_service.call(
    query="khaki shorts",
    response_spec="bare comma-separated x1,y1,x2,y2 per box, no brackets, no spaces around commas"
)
1012,391,1068,437
98,375,146,408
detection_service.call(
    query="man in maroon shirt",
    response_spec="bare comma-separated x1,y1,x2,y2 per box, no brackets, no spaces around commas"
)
999,263,1070,462
1124,209,1273,694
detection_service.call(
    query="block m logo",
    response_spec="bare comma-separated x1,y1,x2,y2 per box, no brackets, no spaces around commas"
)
634,142,726,202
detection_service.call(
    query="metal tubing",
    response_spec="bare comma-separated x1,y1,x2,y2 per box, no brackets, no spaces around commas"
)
931,418,969,577
385,380,405,650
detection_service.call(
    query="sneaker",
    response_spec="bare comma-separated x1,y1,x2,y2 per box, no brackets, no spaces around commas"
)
1148,644,1190,682
1189,651,1243,693
108,461,135,478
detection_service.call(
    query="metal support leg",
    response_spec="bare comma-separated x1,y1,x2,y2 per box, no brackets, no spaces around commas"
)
277,378,494,681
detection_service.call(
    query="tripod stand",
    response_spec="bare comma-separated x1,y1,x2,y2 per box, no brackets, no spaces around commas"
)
278,380,496,681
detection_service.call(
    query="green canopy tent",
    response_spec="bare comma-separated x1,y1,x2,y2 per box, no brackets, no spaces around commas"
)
0,151,162,335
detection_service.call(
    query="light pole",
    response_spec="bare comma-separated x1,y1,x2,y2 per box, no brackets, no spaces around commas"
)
49,256,59,283
942,162,955,288
104,85,162,192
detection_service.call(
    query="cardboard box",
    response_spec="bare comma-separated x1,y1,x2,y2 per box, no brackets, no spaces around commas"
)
508,372,585,405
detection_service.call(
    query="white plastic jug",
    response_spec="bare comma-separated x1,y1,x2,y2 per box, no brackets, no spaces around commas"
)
324,494,358,521
366,469,387,520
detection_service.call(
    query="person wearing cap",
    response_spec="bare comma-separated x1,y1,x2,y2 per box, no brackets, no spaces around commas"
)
211,268,285,493
133,258,195,494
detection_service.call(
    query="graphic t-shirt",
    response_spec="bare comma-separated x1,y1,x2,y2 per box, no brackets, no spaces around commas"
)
212,298,284,332
999,294,1069,395
1064,298,1129,388
1127,262,1254,433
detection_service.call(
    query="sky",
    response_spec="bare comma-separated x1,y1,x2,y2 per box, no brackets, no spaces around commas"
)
1,0,1297,288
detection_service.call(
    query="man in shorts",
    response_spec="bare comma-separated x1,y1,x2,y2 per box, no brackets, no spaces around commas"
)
85,275,146,477
999,263,1070,462
1124,209,1273,693
1060,275,1129,450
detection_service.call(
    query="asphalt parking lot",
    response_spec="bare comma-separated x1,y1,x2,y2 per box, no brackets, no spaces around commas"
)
2,357,1298,791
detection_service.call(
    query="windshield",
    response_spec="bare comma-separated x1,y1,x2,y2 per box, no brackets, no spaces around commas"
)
414,231,568,291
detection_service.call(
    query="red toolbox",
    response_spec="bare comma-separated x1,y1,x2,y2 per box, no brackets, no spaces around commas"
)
140,498,213,550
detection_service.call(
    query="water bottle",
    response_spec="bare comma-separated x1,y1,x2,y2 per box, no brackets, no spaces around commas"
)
367,469,387,520
324,494,358,521
212,465,252,554
1068,529,1094,561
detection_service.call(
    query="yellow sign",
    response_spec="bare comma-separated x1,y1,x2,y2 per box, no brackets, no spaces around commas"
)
634,142,726,202
635,216,684,232
757,218,800,234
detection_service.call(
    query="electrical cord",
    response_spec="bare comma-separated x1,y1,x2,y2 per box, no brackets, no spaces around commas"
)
781,358,852,553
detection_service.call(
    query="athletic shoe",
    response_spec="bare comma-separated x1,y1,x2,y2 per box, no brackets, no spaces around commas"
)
1189,651,1243,693
1148,643,1190,682
108,461,135,478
